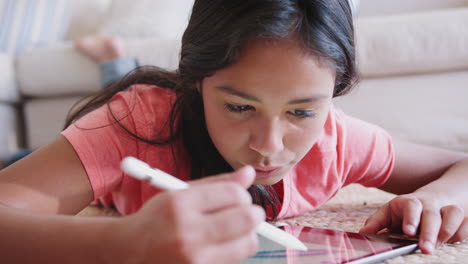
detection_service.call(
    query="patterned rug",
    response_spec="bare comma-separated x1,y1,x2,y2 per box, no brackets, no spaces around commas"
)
272,184,468,264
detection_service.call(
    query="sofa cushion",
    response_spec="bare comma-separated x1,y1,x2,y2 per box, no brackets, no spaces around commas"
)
0,53,18,102
16,43,101,97
356,8,468,78
126,38,180,70
98,0,194,40
65,0,111,41
0,0,71,55
359,0,468,17
334,70,468,152
16,38,181,97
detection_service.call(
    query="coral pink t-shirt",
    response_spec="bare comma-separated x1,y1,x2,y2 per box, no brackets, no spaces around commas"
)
62,84,394,219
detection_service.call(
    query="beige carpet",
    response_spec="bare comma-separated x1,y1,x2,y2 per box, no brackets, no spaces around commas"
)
78,184,468,263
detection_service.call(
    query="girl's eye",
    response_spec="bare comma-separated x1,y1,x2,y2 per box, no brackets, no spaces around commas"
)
224,104,253,113
289,109,315,118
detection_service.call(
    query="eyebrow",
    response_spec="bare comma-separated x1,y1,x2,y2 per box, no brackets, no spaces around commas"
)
216,85,328,105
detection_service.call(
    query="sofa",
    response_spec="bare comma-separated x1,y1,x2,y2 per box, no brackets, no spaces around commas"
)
0,52,18,160
0,0,113,161
0,0,190,160
1,0,468,162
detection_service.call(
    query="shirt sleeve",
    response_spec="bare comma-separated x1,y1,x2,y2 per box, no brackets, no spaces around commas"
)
61,86,151,199
335,109,395,188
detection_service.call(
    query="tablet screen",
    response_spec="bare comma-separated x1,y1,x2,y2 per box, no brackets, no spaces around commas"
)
243,225,418,264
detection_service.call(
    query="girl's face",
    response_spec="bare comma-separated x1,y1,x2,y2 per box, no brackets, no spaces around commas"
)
202,38,335,185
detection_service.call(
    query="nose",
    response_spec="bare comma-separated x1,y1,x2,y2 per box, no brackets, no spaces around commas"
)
248,117,284,157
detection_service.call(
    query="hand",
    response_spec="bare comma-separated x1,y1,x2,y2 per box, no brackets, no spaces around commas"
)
359,193,468,254
119,166,265,264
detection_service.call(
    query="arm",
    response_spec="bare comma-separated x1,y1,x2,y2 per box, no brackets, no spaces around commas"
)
0,204,127,264
0,135,130,263
0,136,263,263
0,136,93,214
361,139,468,254
379,139,468,198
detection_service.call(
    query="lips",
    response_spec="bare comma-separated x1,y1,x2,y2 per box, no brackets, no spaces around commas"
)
255,167,280,172
254,167,281,179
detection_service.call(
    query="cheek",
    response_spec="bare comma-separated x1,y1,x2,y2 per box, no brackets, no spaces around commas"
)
204,102,247,153
286,112,330,158
286,125,320,156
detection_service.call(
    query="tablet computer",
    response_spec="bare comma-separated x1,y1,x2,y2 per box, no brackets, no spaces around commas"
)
243,225,418,264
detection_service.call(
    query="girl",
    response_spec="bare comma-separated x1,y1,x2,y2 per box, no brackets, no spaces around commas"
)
1,0,467,263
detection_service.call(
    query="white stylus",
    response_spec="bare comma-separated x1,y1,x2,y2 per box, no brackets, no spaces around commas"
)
121,156,308,251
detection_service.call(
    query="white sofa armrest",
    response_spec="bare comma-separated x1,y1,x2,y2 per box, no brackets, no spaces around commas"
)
16,43,101,97
16,38,181,97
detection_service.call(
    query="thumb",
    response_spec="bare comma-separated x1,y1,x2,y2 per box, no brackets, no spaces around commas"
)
189,166,256,189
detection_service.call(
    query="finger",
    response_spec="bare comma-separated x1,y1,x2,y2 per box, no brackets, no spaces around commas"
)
177,181,253,213
201,205,265,243
359,204,391,234
401,198,423,236
448,217,468,243
438,206,464,246
190,166,256,188
418,208,442,254
203,232,259,264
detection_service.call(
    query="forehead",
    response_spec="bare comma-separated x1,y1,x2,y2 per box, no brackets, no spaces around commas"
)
205,38,335,97
237,38,328,69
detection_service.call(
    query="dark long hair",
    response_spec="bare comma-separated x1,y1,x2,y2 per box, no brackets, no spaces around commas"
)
65,0,357,220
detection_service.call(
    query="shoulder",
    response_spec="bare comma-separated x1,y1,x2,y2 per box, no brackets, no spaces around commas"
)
299,105,394,186
113,84,175,110
313,105,392,149
67,84,177,143
108,84,176,136
332,106,393,153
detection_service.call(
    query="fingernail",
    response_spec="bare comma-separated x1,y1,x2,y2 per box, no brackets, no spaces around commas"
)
422,240,434,254
406,224,416,235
